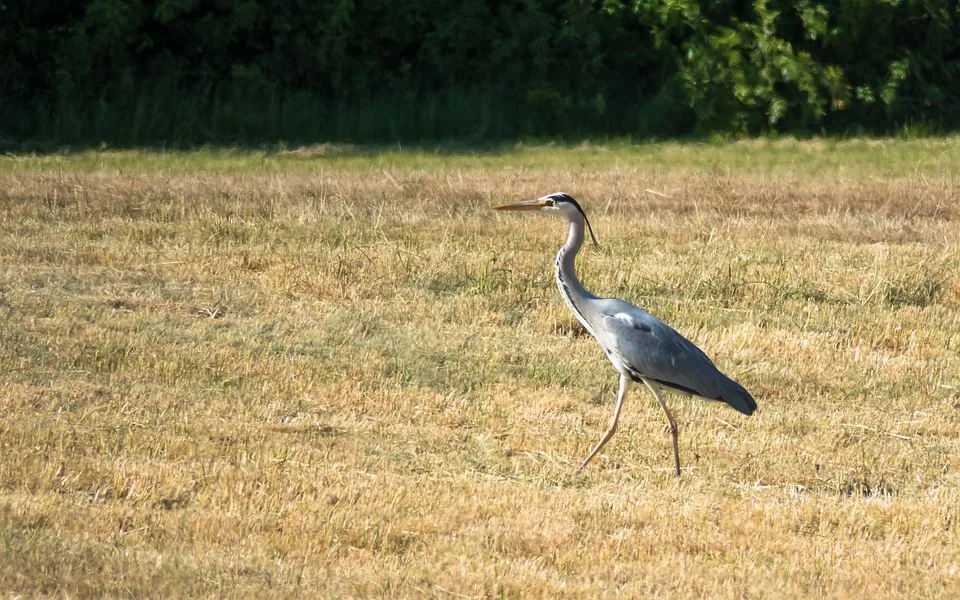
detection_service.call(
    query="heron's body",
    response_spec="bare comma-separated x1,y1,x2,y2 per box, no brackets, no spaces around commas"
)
497,192,756,475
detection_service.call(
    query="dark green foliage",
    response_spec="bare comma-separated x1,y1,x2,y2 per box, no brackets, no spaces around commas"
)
1,0,958,145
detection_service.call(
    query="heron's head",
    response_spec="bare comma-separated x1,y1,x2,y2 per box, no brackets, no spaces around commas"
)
495,192,599,248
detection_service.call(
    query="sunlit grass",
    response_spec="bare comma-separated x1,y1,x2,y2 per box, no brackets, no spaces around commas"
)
1,140,959,597
3,136,960,178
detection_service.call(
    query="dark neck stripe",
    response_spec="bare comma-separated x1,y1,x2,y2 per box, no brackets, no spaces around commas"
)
555,249,589,328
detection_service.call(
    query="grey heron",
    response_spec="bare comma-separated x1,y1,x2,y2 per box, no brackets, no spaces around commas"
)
496,192,756,476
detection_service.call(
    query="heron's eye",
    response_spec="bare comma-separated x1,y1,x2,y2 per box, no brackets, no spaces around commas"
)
545,199,556,206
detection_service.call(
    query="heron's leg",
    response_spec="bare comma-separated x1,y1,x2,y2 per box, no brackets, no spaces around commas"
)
641,380,680,477
576,374,631,473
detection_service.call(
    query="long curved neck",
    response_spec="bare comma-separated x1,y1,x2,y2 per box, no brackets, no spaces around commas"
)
555,215,598,330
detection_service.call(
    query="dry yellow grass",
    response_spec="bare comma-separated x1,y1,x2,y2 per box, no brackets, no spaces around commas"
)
1,144,959,597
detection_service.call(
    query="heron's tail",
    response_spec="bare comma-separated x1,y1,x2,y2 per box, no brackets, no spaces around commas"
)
719,376,757,416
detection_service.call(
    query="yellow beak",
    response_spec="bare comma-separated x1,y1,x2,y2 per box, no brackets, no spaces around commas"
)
494,198,547,211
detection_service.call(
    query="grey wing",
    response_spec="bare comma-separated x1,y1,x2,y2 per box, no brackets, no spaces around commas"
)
598,304,756,415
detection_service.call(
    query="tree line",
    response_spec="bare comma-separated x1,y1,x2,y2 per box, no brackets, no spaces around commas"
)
2,0,958,145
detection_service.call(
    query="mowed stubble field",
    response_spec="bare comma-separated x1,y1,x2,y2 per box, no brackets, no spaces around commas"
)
1,140,960,597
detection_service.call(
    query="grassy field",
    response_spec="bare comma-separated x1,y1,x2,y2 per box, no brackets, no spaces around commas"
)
2,139,959,597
